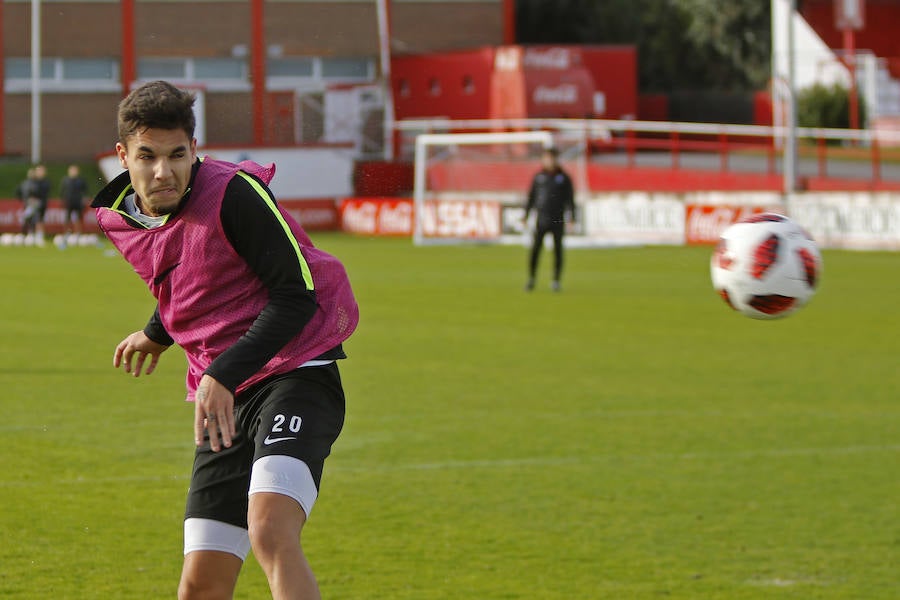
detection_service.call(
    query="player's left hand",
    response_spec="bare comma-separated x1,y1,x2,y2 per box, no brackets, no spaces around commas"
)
194,375,236,452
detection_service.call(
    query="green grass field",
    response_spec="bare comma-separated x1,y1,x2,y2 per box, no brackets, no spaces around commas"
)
0,236,897,599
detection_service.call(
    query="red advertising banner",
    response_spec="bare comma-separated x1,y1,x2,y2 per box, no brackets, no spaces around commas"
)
340,198,414,236
341,198,500,239
0,198,339,234
421,199,501,240
685,204,773,245
279,198,340,231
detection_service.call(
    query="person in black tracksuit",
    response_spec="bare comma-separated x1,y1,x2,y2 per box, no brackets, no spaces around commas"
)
524,147,575,292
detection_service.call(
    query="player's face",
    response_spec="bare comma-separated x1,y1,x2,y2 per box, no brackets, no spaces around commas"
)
542,152,558,171
117,128,196,217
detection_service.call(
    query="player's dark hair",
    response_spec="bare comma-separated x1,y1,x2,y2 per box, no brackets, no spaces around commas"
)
117,80,196,146
544,147,560,158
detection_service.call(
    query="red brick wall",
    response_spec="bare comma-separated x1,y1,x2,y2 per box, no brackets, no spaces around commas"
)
1,0,502,161
391,2,503,53
3,94,121,161
3,2,120,56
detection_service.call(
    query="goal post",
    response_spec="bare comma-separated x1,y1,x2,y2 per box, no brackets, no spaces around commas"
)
412,130,586,246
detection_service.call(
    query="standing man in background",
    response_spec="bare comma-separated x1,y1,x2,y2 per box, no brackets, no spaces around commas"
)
16,167,38,237
524,147,575,292
60,164,90,237
30,164,52,244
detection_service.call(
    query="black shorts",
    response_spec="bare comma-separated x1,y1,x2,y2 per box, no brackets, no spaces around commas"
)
184,362,345,529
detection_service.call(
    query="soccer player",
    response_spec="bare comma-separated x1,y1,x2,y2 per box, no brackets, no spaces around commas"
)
92,80,359,600
59,164,89,236
524,147,575,292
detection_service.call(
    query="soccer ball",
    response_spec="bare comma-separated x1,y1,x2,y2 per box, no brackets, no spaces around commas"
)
711,213,822,320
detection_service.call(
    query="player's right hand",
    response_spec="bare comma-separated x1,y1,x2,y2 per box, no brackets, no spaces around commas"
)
113,330,169,377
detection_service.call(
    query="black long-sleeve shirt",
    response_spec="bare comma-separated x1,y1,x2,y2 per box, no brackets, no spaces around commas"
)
96,159,342,394
524,167,575,226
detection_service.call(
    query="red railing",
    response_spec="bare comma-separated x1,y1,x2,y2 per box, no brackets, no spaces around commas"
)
394,117,900,191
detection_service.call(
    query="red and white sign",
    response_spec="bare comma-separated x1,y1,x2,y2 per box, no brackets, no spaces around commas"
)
523,47,573,70
340,198,413,236
789,192,900,251
280,199,340,231
685,204,774,245
0,198,339,234
835,0,865,30
422,199,501,239
583,193,685,245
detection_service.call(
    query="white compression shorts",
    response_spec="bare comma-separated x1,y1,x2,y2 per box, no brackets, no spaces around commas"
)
183,455,319,559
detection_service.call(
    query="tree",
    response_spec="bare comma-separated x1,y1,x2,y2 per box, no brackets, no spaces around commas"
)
797,83,867,131
515,0,771,92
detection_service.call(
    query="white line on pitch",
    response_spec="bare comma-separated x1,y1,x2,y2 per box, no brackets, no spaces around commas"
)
0,444,897,487
333,443,900,473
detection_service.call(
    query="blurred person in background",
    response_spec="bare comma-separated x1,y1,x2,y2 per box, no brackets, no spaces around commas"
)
60,164,90,236
16,168,38,237
524,147,575,292
30,164,52,244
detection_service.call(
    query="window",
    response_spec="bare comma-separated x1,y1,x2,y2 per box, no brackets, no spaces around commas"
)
4,53,375,93
268,57,314,78
194,58,246,80
134,57,247,89
63,58,117,80
462,75,475,95
321,57,371,79
4,57,119,92
137,58,186,80
5,58,55,80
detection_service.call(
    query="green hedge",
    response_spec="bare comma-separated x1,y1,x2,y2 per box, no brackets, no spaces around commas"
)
797,82,866,131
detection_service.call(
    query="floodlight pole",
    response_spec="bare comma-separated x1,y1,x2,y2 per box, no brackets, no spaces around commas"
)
843,28,859,131
121,0,136,97
376,0,395,160
251,0,266,145
784,0,798,194
0,2,5,156
31,0,41,164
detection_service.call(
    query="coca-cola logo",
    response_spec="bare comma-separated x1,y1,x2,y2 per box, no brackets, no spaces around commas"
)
533,84,578,105
377,202,412,235
341,200,413,236
523,48,572,70
686,205,770,244
341,201,378,234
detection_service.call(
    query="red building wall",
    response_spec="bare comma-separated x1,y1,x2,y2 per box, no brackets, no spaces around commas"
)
579,46,638,120
391,45,638,122
392,48,496,120
801,0,900,64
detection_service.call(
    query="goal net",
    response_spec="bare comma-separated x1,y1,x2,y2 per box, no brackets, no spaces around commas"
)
412,131,588,245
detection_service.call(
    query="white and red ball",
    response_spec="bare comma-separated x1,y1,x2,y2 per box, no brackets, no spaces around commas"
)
711,213,822,320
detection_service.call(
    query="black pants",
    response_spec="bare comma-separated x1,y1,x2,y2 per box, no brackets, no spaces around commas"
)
528,221,564,281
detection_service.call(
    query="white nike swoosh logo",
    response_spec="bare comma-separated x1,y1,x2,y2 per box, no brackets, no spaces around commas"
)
263,435,297,445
